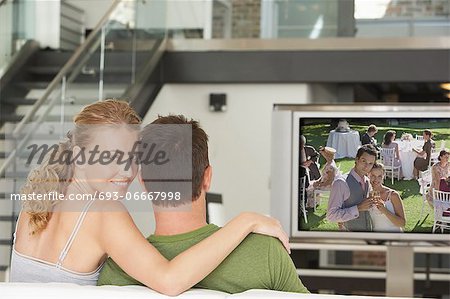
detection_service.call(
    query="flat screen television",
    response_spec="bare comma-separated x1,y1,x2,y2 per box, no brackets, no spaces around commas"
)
270,104,450,241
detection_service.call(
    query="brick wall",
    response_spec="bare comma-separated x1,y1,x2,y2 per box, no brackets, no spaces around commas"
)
385,0,449,17
212,0,261,38
353,251,386,267
231,0,260,38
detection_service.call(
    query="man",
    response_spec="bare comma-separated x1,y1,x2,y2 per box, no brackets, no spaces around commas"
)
300,135,321,181
98,115,309,294
326,144,377,232
361,124,379,150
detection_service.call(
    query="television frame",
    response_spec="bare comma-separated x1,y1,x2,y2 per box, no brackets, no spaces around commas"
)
270,103,450,241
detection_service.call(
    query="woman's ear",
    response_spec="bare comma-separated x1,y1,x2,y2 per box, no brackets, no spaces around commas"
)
72,146,86,170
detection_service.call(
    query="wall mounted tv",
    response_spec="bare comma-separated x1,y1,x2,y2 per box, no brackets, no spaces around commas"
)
270,104,450,241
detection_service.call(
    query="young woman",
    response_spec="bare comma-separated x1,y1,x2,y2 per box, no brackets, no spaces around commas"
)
413,129,435,179
382,131,402,166
10,100,289,296
427,149,450,205
368,163,406,232
306,146,338,208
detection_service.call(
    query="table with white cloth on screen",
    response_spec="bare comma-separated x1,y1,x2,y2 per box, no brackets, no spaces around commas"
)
326,130,361,159
396,139,422,180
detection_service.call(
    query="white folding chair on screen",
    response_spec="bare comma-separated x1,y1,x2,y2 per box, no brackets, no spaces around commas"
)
432,189,450,233
418,168,432,221
415,135,424,141
380,147,401,185
299,176,308,224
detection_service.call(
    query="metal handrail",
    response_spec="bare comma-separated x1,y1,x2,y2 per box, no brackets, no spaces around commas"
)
0,0,122,176
13,0,121,136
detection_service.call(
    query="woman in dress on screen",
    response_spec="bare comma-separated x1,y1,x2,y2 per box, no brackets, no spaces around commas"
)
10,100,289,294
368,163,406,232
413,129,435,179
426,149,450,206
381,131,402,167
306,147,339,208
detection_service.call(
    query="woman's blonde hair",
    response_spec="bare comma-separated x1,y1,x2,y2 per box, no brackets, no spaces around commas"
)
22,100,141,234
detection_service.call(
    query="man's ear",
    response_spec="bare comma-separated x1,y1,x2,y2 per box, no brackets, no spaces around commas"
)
202,165,212,192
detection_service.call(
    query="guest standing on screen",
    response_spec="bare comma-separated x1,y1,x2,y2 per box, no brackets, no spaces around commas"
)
300,135,321,181
361,125,379,150
326,145,378,232
413,129,435,179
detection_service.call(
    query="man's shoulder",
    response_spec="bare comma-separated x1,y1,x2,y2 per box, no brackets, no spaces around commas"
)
333,173,348,184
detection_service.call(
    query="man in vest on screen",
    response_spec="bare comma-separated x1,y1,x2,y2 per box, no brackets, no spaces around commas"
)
326,144,378,231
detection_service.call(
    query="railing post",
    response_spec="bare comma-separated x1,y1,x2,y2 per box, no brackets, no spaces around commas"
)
60,75,66,138
99,25,106,101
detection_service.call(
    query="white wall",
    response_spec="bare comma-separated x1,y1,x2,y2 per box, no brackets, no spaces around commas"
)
34,1,60,49
134,84,311,232
0,2,13,75
67,0,207,30
66,0,114,29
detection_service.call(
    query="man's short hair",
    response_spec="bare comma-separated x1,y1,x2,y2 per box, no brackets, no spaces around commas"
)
367,124,378,133
139,115,209,207
356,144,378,159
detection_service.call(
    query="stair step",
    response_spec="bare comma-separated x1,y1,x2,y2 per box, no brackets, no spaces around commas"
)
28,66,134,75
3,172,29,178
0,240,12,246
16,82,50,90
0,114,23,122
2,98,38,106
0,216,14,222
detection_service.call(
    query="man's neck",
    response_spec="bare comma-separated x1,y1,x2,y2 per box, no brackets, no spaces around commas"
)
153,197,207,236
352,168,366,181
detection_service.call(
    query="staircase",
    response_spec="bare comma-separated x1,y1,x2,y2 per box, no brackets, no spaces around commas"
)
0,19,165,279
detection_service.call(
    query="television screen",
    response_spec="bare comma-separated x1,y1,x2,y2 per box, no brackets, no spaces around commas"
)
270,104,450,240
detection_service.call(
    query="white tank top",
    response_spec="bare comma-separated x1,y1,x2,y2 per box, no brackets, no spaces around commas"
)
370,190,403,232
10,200,104,285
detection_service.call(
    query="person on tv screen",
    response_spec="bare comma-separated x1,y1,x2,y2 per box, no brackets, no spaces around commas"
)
381,131,402,171
326,144,378,232
413,129,435,179
368,163,406,232
361,124,379,150
306,147,338,208
427,148,450,205
300,135,321,181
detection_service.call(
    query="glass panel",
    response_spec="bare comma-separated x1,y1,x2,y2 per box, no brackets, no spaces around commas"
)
355,0,450,37
0,0,36,74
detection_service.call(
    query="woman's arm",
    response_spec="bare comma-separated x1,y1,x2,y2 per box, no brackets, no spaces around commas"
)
99,202,288,296
431,166,439,190
395,144,400,160
377,192,406,228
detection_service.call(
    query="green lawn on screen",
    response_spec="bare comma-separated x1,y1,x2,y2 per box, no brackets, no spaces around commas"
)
301,119,450,233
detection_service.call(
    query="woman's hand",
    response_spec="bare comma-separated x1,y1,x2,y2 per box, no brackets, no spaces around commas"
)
240,212,290,253
375,199,388,214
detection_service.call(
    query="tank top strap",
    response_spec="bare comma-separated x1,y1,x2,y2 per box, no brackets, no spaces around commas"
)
56,200,95,268
386,190,393,202
12,210,24,245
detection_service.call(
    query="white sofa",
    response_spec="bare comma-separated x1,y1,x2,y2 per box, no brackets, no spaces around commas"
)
0,283,414,299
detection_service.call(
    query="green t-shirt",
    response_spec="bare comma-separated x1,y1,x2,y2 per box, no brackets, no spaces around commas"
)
97,224,309,294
